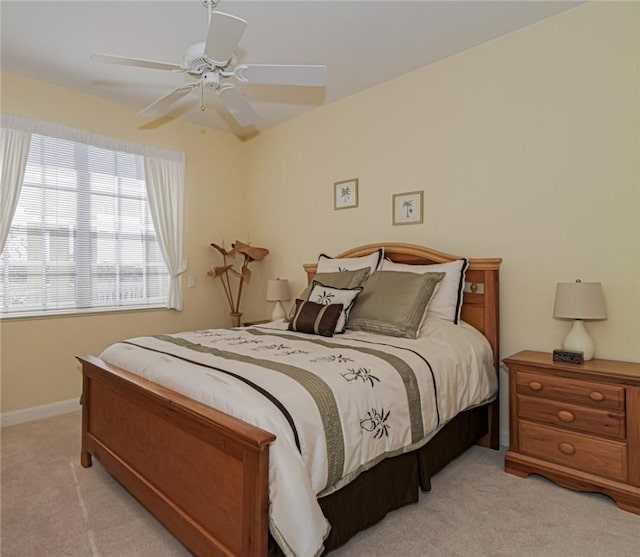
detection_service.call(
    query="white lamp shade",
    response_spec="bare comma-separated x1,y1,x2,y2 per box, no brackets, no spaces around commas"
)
267,279,290,321
266,279,290,302
553,281,607,320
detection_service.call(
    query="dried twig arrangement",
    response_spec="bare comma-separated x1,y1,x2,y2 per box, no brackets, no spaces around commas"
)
208,241,269,317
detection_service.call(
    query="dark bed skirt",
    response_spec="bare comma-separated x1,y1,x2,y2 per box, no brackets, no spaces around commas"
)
269,403,489,555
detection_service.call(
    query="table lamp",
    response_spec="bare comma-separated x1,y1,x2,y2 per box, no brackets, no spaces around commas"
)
553,279,607,361
267,279,290,321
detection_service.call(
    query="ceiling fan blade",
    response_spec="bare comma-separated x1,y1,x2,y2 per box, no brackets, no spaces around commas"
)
137,85,195,117
233,64,327,87
217,86,258,128
204,11,248,66
92,53,183,72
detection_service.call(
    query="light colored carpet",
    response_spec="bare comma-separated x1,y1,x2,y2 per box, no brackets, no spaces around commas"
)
1,411,638,556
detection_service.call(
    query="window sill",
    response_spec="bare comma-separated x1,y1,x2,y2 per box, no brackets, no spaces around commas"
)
0,304,170,322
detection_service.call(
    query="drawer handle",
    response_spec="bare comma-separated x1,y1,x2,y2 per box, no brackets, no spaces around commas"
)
558,442,576,456
589,391,605,402
557,410,575,423
529,381,543,391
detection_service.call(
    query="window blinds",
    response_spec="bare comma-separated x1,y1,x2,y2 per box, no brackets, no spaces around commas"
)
0,132,170,316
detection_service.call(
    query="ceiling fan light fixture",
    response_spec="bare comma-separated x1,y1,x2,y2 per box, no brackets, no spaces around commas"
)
202,71,220,87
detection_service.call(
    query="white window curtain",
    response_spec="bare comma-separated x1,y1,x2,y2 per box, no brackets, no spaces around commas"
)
0,127,32,253
144,156,186,311
0,113,186,316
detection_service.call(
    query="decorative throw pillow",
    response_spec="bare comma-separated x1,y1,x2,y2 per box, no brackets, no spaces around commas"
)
347,271,445,338
306,281,364,333
286,268,370,321
288,300,344,337
316,248,384,275
382,258,468,324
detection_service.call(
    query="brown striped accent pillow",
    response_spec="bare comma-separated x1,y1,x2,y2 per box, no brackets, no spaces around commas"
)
288,300,344,337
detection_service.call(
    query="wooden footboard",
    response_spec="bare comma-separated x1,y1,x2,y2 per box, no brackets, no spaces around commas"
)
78,355,275,557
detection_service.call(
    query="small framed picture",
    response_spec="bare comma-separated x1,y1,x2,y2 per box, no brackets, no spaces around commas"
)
392,190,424,225
334,178,358,210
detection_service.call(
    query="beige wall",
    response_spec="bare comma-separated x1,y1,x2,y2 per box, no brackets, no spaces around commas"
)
2,2,639,415
243,1,640,361
241,0,639,437
0,72,246,412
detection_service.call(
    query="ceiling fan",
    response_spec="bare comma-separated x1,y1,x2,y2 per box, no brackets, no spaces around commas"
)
92,0,327,129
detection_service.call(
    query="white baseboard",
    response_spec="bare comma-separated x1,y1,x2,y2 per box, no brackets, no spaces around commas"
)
1,398,80,427
500,427,509,448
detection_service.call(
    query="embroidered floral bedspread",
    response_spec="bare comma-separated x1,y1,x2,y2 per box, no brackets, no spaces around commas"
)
100,318,497,557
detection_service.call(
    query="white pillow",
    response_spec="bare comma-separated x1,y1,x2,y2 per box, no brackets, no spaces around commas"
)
306,281,363,333
316,248,384,276
381,258,468,324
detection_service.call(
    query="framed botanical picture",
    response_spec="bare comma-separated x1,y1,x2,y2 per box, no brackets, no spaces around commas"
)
392,190,424,225
334,178,358,210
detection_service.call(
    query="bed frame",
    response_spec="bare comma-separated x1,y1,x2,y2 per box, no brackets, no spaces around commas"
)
78,242,501,557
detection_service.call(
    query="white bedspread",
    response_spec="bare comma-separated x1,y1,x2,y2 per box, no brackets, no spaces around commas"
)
99,315,497,557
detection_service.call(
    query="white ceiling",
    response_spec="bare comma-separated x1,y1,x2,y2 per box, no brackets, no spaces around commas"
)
1,1,581,137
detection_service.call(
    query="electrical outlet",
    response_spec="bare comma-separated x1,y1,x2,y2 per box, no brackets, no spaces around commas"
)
188,275,196,288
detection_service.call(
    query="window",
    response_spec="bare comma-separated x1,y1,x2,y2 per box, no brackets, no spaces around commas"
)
0,133,170,317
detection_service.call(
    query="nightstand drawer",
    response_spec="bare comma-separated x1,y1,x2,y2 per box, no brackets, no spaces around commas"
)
518,395,626,439
519,421,627,482
515,369,625,410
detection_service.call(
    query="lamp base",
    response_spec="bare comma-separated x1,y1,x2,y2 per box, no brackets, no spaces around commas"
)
562,319,595,361
271,301,286,321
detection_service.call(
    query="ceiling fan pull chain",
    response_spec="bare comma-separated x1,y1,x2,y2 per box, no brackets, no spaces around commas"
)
200,83,206,111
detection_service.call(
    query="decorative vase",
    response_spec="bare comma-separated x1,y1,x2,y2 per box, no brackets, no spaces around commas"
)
230,312,242,327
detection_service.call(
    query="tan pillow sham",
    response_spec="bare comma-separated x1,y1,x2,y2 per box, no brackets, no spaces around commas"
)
347,271,445,338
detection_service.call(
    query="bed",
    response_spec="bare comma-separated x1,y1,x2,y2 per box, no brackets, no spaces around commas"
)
78,242,502,557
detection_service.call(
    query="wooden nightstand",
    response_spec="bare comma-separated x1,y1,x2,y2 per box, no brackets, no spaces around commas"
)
504,350,640,514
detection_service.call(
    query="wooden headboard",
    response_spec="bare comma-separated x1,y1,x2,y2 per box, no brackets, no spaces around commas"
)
303,242,502,368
